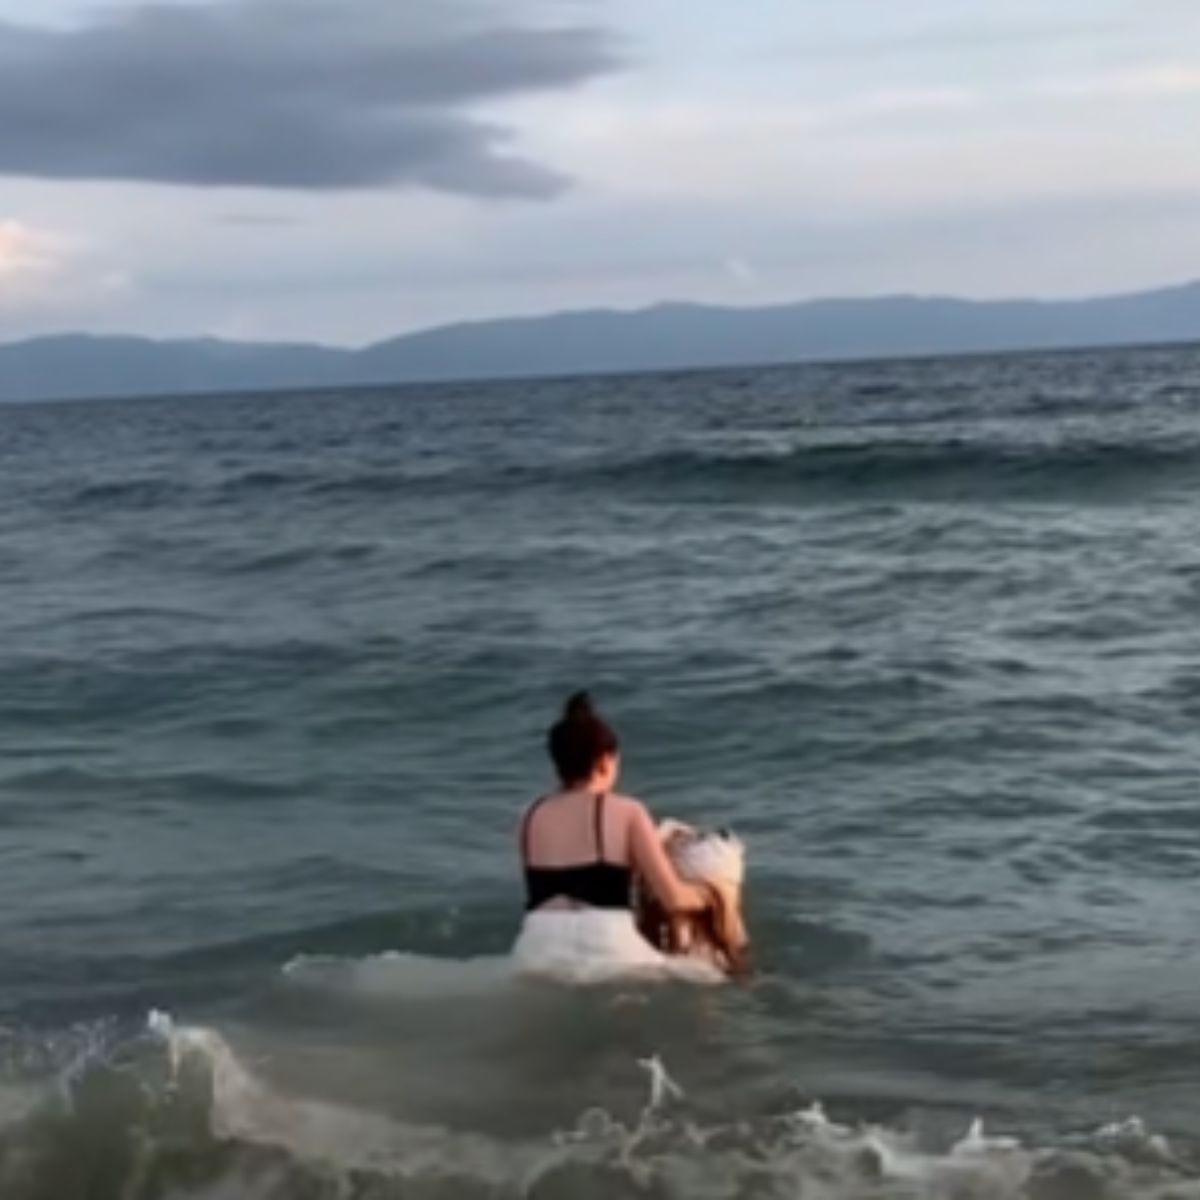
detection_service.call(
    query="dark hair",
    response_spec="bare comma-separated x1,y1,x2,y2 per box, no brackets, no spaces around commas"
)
547,691,619,785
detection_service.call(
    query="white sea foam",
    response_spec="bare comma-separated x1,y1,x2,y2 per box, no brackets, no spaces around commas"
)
145,1009,537,1178
281,950,514,999
280,917,726,997
139,1009,1200,1199
0,1081,42,1129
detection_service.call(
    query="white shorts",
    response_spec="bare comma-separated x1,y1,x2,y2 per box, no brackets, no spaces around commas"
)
511,909,722,985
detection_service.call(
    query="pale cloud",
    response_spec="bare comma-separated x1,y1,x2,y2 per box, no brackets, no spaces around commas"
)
1039,64,1200,99
847,86,978,115
502,87,981,209
0,220,59,280
510,48,1200,216
0,215,133,321
723,255,756,286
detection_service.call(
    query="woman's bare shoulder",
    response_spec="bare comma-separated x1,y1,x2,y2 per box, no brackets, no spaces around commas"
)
610,793,651,821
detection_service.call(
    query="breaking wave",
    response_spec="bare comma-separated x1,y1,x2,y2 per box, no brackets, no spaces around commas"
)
1,1005,1197,1200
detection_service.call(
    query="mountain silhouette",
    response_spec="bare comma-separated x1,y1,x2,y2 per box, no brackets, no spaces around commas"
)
3,280,1199,402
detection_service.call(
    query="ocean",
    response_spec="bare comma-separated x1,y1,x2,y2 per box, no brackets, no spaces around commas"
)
3,343,1200,1198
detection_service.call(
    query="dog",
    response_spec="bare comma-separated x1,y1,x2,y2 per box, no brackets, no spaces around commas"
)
634,819,750,977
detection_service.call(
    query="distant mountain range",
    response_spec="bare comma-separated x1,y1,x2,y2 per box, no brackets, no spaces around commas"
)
3,280,1200,402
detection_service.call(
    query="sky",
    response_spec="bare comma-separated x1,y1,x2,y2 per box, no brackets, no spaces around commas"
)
1,0,1199,345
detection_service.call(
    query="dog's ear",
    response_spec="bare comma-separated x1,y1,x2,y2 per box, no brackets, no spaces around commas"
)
725,944,752,979
704,882,750,975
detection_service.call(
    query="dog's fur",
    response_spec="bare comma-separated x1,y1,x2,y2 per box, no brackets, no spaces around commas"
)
634,821,750,977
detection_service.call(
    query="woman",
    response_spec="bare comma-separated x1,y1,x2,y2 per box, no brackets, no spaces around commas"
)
511,692,715,980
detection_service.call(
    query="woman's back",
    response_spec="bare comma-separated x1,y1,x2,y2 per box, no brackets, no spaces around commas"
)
520,790,635,911
520,789,634,866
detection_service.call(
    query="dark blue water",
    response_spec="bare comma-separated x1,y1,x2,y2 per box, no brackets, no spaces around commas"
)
4,345,1200,1198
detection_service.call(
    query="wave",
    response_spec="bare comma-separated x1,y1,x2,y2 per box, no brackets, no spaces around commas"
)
564,435,1200,503
63,477,188,511
53,429,1200,520
220,541,379,575
0,637,360,731
213,464,462,504
1,1009,1194,1200
218,435,1200,508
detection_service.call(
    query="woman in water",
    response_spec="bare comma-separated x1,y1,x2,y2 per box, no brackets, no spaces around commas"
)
512,692,715,978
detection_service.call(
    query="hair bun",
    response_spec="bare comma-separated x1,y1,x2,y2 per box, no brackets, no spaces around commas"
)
548,691,618,783
563,691,595,722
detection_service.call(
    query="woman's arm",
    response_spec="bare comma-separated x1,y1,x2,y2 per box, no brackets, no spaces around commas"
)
627,802,710,913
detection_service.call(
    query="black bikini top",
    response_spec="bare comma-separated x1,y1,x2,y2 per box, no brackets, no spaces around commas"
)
521,792,633,912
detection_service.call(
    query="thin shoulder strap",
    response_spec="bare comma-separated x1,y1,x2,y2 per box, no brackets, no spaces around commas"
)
593,792,606,860
520,795,548,864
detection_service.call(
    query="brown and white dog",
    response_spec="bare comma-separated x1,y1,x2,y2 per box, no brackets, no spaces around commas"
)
634,820,750,977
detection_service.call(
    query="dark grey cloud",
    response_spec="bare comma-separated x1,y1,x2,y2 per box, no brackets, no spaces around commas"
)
0,0,621,195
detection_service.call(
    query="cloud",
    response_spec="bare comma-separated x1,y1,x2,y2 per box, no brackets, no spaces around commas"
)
1038,64,1200,99
0,217,133,320
722,254,756,285
778,16,1125,61
0,0,621,195
216,213,303,228
0,220,61,280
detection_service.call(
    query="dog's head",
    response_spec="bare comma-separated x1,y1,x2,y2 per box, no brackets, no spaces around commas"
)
637,820,750,976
